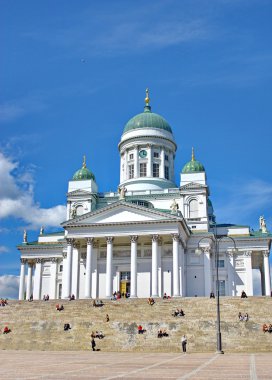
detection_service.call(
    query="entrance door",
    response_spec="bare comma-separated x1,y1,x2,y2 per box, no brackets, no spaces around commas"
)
120,271,130,296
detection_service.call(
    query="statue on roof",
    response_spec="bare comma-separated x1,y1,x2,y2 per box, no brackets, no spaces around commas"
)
170,199,179,214
23,230,27,243
70,205,77,219
118,185,127,200
259,216,267,233
40,226,44,235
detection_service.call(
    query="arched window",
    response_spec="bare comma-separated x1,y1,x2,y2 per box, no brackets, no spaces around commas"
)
76,205,84,216
189,199,198,218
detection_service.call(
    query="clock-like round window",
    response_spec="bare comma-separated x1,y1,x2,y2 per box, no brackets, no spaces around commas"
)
139,150,147,158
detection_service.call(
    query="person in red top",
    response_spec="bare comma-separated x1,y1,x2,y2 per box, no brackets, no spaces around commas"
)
3,326,11,334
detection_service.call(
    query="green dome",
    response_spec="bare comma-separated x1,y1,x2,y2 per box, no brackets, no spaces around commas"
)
182,148,205,173
123,106,172,134
123,89,172,134
72,157,95,181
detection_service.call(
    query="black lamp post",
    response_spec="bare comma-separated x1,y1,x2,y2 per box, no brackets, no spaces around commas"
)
195,233,237,354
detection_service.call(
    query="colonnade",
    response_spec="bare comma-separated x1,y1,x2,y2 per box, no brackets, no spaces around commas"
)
18,247,271,300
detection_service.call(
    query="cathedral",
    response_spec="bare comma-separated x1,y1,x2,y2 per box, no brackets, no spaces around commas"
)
18,90,271,300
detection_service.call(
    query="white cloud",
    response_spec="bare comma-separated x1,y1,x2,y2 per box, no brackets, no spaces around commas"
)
214,179,272,228
0,152,66,229
0,96,47,123
0,246,9,254
0,275,19,299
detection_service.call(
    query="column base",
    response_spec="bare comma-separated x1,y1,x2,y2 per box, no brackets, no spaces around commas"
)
130,295,138,299
151,295,159,298
173,295,182,298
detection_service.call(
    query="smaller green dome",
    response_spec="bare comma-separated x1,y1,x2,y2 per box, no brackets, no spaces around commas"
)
72,156,95,181
182,148,205,173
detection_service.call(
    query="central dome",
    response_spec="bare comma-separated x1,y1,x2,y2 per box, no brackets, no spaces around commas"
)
123,107,172,134
123,89,172,134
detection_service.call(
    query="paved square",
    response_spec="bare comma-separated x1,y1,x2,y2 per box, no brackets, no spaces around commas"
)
1,351,271,379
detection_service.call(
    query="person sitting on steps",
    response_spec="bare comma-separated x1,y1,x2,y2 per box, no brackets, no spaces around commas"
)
147,297,155,305
105,314,110,322
241,290,248,298
3,326,11,334
210,291,215,298
64,323,71,331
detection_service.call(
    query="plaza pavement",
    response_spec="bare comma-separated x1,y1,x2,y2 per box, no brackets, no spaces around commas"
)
1,351,271,379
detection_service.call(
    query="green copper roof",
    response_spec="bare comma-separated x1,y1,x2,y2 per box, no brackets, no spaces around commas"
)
72,156,95,181
182,148,205,173
123,89,172,134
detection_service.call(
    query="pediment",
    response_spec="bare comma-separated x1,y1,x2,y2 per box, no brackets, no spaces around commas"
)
62,201,181,227
67,189,92,196
180,182,206,190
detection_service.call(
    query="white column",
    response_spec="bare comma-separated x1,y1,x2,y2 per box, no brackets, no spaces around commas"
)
19,258,26,300
152,235,159,297
91,243,98,299
64,239,73,298
85,238,94,298
26,262,33,300
160,147,165,178
124,150,128,180
62,253,67,300
50,258,58,300
228,252,235,296
147,145,152,177
204,249,212,296
134,146,139,178
172,234,180,297
120,152,124,183
263,251,271,296
244,251,253,296
72,245,79,299
179,243,185,297
158,241,162,297
130,235,138,298
106,237,114,298
33,259,42,300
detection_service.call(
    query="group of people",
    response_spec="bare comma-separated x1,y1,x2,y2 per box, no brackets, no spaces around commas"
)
147,297,155,306
163,293,171,299
68,295,75,301
43,294,50,301
56,304,64,311
0,298,8,306
238,312,249,321
157,329,169,338
93,299,104,307
262,324,272,333
138,325,146,334
91,331,104,339
172,308,185,317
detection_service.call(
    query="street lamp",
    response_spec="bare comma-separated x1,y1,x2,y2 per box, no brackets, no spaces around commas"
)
195,234,238,354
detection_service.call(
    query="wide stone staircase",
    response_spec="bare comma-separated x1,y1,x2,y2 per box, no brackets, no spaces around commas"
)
0,297,271,352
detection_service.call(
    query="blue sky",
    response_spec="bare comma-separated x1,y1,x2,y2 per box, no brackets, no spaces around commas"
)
0,0,272,296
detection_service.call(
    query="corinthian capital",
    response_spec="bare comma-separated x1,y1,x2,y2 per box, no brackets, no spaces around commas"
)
130,235,138,243
87,237,94,246
106,236,114,244
152,234,160,242
171,233,180,242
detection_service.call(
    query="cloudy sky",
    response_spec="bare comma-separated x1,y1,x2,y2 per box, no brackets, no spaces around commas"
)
1,0,271,297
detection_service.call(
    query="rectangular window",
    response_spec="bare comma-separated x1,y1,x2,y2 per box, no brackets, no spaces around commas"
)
219,280,226,296
59,265,63,272
153,152,159,158
153,163,159,177
165,166,169,180
120,271,131,280
218,260,225,268
129,164,134,179
129,153,134,160
165,154,169,161
140,163,147,177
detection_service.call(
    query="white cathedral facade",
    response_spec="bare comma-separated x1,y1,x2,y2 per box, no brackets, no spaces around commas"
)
18,90,271,300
